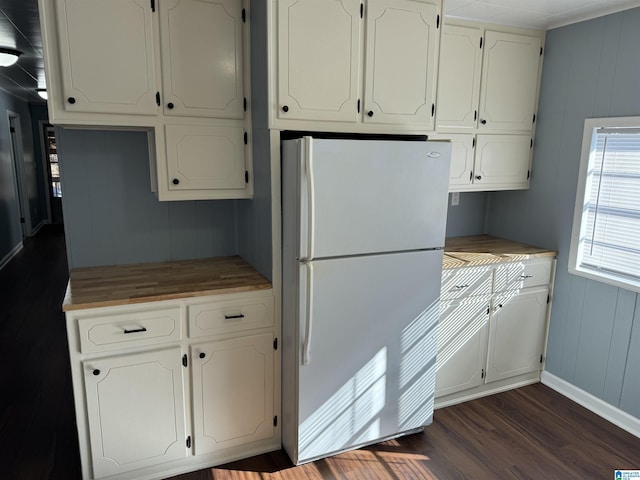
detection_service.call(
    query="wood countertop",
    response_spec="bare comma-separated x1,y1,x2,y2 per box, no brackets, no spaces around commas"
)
63,255,272,311
444,235,557,269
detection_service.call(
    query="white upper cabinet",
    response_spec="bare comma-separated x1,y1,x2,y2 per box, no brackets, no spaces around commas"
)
363,0,439,127
474,134,531,190
54,0,159,115
478,31,542,132
277,0,361,122
272,0,442,132
436,24,482,131
159,0,245,119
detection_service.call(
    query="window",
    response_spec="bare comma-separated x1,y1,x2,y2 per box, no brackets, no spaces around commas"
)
569,116,640,292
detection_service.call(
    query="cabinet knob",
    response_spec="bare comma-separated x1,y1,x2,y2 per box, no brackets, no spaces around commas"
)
282,105,289,112
475,175,482,180
199,352,206,359
68,97,76,104
368,111,374,117
167,102,174,109
92,369,100,376
172,178,180,185
480,119,487,125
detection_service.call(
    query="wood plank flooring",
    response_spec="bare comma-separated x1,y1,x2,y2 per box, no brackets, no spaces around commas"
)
3,226,640,479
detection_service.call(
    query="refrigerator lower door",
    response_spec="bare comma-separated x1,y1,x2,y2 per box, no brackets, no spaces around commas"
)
283,137,451,260
290,249,442,464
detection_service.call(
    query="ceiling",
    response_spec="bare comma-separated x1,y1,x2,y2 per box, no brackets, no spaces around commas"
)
0,0,639,105
445,0,640,29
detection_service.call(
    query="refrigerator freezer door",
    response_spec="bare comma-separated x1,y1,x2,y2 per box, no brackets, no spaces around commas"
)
286,137,451,260
291,249,442,464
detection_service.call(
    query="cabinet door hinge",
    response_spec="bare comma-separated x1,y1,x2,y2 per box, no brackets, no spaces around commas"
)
533,113,537,124
273,337,278,350
357,99,361,113
182,354,188,367
155,92,160,106
469,171,473,181
540,46,544,56
360,3,364,18
431,103,435,117
481,368,485,379
486,306,490,315
480,37,483,49
244,131,248,145
151,0,155,12
186,436,191,448
244,97,247,112
547,294,550,304
436,14,440,29
530,138,534,149
540,354,544,364
527,170,530,180
472,137,476,148
245,170,249,184
242,8,246,23
273,415,278,427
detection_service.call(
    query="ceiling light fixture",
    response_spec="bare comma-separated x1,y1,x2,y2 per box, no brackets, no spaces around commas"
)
37,88,48,100
0,47,22,67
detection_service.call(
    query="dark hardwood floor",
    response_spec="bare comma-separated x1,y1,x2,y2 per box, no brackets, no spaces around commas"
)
2,226,640,480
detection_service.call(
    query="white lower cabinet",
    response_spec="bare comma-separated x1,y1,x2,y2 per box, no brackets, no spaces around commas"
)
191,334,274,454
486,287,549,383
435,258,554,407
83,348,188,478
66,289,278,480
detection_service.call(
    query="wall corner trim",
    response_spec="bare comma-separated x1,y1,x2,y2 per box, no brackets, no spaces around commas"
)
541,371,640,439
0,241,23,272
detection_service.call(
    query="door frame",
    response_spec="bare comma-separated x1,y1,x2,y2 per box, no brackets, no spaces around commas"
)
7,111,32,237
37,119,53,224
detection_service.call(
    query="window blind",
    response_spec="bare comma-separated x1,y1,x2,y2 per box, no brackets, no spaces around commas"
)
578,128,640,282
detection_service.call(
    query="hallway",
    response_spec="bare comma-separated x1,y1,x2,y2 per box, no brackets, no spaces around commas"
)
0,225,81,479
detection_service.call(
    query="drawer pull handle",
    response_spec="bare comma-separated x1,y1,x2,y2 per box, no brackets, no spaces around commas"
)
224,314,245,320
123,327,148,334
520,274,534,279
454,284,469,289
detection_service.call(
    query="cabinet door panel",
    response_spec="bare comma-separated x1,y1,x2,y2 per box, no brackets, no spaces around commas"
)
55,0,159,115
83,348,187,478
165,124,246,190
277,0,361,122
159,0,244,118
478,31,541,132
486,288,548,383
474,134,531,190
444,134,475,190
436,297,490,398
436,24,482,130
363,0,438,127
192,333,274,454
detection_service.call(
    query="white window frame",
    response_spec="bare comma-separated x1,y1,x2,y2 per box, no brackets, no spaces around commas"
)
569,116,640,293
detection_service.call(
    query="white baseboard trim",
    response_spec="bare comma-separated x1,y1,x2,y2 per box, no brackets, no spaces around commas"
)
0,241,23,271
541,371,640,439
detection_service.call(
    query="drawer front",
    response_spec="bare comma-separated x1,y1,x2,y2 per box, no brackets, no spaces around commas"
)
495,259,553,292
188,294,274,338
77,307,182,353
441,266,493,300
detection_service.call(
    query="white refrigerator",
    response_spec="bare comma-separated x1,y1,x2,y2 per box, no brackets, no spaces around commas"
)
281,136,451,465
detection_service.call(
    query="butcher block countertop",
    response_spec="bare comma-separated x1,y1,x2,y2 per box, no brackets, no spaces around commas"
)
63,255,271,311
443,235,557,269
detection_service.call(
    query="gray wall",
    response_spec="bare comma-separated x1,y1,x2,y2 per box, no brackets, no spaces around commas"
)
445,192,488,238
486,7,640,419
58,129,238,270
0,91,45,264
236,0,273,281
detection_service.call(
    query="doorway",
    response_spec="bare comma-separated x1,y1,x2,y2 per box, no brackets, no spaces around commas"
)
42,124,63,224
8,112,30,238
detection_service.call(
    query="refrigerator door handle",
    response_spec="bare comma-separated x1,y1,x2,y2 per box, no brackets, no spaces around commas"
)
302,260,314,365
304,137,315,261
